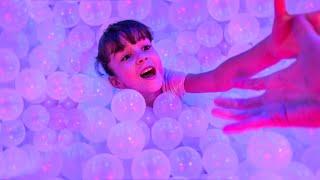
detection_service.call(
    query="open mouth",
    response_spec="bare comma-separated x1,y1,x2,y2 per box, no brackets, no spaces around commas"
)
140,66,156,79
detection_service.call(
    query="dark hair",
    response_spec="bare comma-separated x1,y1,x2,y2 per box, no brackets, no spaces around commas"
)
96,20,153,76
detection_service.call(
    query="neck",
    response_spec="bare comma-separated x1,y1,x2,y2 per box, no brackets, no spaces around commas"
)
142,89,162,107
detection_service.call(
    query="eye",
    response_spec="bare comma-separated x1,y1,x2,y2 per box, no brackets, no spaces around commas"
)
143,45,151,51
121,54,131,61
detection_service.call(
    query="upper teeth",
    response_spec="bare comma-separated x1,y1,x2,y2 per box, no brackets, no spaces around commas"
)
141,67,153,74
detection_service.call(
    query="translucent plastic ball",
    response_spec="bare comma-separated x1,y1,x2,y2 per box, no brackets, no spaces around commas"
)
249,171,282,180
291,128,320,145
0,120,25,147
0,151,5,177
176,31,200,54
137,120,151,146
58,45,82,74
21,145,41,175
28,45,60,75
154,38,179,65
32,128,57,152
15,68,47,101
227,14,260,44
67,74,94,102
281,161,315,180
169,146,202,178
36,20,66,48
0,31,29,59
67,24,95,53
0,0,29,32
0,88,24,121
82,153,124,180
143,0,169,32
207,0,240,22
197,47,224,72
37,151,63,177
3,147,28,178
202,142,239,175
66,108,87,132
81,107,116,143
168,54,201,74
131,149,171,180
48,106,69,130
140,107,158,127
46,71,69,101
84,77,113,107
117,0,152,20
247,131,292,171
246,0,274,18
301,145,320,173
60,98,78,109
61,142,96,180
153,92,183,119
199,129,230,152
57,129,74,149
53,1,80,28
107,122,145,159
0,48,20,83
168,0,208,30
111,89,146,122
178,107,209,137
79,0,112,26
196,20,223,48
26,0,53,23
151,117,183,150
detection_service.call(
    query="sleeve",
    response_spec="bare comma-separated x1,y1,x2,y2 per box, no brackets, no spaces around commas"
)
162,68,187,97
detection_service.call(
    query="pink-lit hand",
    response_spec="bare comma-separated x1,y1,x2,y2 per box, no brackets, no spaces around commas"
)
212,16,320,133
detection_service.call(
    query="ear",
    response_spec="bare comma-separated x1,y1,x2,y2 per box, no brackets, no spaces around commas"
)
108,76,126,89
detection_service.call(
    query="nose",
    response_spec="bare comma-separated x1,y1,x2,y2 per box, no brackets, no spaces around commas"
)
136,54,147,65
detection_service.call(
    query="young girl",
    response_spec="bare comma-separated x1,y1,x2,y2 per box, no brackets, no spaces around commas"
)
96,0,318,107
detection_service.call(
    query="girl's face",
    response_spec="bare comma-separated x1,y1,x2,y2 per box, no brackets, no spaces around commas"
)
108,38,164,94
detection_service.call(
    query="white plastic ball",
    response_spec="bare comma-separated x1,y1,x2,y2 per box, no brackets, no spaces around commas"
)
81,107,116,143
3,147,28,178
227,13,260,44
140,107,158,127
32,128,57,152
169,146,202,178
0,120,25,147
46,71,69,101
246,0,274,18
53,1,80,28
117,0,152,20
0,0,29,32
247,131,292,171
0,88,24,121
199,129,230,152
197,47,224,72
0,31,29,58
131,149,171,180
36,19,66,48
107,122,145,159
67,24,95,53
153,92,182,119
61,142,96,180
37,151,63,177
168,0,208,30
196,20,223,47
111,89,146,122
48,106,69,130
0,48,20,83
67,74,94,103
79,0,112,26
176,31,200,54
202,142,239,175
28,45,60,75
15,68,47,101
178,107,209,137
82,153,124,180
151,117,183,150
207,0,240,22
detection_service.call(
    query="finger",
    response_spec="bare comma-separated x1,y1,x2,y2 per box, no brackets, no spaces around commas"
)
306,11,320,34
222,118,272,134
212,108,245,120
274,0,288,17
214,96,264,109
293,15,318,42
